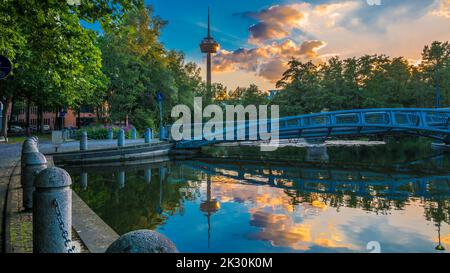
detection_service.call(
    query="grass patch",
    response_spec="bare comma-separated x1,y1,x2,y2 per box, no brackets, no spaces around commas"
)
6,133,52,144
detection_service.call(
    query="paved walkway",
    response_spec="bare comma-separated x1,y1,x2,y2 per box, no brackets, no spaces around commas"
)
0,143,21,252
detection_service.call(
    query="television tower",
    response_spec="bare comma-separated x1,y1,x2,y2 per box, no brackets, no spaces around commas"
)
200,8,219,92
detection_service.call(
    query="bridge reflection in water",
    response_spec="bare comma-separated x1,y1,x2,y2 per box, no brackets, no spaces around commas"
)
66,154,450,253
179,158,450,201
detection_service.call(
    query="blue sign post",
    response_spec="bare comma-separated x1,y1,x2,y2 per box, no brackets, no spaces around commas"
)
0,55,11,138
156,91,164,140
59,107,67,131
0,101,3,134
0,55,12,80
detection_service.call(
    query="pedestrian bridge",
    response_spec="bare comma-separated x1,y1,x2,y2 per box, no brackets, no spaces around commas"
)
175,108,450,149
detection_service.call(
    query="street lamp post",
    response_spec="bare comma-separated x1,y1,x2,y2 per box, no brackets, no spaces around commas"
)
156,91,164,140
0,101,3,134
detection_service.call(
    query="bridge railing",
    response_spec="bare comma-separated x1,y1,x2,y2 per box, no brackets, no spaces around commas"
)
174,108,450,147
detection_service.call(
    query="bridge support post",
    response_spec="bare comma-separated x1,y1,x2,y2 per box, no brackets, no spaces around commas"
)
131,127,137,140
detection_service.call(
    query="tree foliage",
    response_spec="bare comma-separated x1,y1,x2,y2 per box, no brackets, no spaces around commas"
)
100,5,203,130
0,0,141,134
271,42,449,116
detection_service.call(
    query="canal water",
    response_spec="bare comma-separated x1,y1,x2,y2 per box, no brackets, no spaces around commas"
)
65,139,450,253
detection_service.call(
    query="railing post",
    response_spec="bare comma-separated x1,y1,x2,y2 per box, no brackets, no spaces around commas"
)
419,111,427,128
23,152,47,210
131,127,137,140
33,167,74,253
118,129,125,147
359,112,365,126
389,111,395,126
80,130,88,151
145,128,152,143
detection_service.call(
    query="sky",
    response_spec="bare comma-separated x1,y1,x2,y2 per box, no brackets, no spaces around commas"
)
144,0,449,91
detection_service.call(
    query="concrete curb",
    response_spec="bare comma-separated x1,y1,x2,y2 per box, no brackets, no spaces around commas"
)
51,143,174,164
72,192,119,253
3,160,20,253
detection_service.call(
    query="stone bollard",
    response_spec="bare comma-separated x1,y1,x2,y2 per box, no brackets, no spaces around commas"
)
31,136,39,144
80,130,88,151
21,139,39,187
23,152,48,210
105,230,178,253
107,128,113,140
131,127,137,140
33,167,74,253
118,129,125,147
22,137,38,153
145,128,152,143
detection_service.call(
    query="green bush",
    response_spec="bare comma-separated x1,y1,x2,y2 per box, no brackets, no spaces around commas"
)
71,126,147,140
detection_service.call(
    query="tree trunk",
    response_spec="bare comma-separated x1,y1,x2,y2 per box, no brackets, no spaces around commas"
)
8,96,15,127
53,111,58,130
77,108,81,128
38,104,44,134
59,107,64,130
96,107,100,124
1,96,12,138
26,98,31,136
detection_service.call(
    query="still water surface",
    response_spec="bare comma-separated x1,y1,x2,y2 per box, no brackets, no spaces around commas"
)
66,139,450,253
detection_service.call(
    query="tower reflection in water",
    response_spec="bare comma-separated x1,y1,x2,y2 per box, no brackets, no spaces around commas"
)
67,154,450,253
200,174,220,248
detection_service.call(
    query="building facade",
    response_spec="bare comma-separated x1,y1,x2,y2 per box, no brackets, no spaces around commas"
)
13,105,103,130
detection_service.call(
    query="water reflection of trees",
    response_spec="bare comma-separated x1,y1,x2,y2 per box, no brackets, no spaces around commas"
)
203,138,450,172
284,190,406,215
71,166,203,235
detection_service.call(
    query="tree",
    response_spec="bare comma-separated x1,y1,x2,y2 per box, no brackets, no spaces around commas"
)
100,5,203,130
0,0,140,136
420,41,450,107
